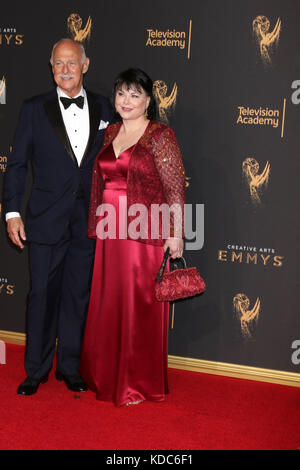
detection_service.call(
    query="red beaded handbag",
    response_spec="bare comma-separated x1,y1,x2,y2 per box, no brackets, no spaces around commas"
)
155,248,206,302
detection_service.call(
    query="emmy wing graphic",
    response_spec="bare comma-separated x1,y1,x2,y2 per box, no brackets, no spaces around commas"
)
153,80,177,123
233,293,261,339
67,13,92,42
252,16,281,66
242,158,270,205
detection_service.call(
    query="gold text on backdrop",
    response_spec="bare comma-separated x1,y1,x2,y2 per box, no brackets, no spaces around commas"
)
0,278,15,295
0,155,7,173
218,245,284,268
146,20,192,59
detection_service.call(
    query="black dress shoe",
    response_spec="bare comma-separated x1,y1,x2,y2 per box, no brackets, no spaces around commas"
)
55,371,88,392
17,375,48,396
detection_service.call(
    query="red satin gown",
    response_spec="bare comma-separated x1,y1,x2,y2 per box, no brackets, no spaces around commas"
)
80,142,169,407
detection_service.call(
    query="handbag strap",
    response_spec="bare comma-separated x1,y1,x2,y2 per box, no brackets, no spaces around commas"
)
170,256,187,271
156,248,170,282
156,248,187,282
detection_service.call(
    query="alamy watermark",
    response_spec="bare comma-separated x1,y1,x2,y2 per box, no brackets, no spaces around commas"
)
291,340,300,365
95,200,204,250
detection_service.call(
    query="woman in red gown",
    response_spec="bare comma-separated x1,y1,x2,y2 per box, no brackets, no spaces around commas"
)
80,69,186,407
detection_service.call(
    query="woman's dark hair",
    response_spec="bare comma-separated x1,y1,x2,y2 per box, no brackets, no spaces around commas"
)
112,68,156,120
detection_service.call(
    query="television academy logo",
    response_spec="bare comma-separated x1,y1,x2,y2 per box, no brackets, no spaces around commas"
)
67,13,92,42
153,80,177,124
236,101,287,138
236,105,280,129
0,76,6,104
252,15,281,66
146,20,192,59
233,293,260,339
242,157,270,205
0,147,11,172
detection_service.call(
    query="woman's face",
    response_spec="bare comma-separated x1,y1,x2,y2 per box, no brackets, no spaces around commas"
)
115,84,150,121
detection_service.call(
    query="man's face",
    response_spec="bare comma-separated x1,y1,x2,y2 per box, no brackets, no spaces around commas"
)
51,40,89,97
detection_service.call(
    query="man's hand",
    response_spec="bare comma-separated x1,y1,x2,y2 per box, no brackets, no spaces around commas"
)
7,217,26,249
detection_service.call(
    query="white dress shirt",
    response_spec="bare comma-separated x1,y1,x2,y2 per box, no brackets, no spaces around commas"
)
57,86,90,165
6,87,90,221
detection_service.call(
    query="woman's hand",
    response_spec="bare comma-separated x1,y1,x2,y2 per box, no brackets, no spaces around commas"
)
163,237,184,259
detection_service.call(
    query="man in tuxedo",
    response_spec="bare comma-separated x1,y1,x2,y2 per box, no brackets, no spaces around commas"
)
4,38,112,395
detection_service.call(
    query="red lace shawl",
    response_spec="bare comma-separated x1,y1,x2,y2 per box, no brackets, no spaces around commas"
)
88,120,186,246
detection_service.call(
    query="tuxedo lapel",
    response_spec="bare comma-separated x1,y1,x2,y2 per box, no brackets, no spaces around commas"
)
80,92,102,165
44,95,77,165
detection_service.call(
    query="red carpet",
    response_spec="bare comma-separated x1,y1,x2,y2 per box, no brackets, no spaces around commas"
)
0,344,299,450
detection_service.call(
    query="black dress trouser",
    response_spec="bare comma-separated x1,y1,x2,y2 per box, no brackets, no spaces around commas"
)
25,198,96,379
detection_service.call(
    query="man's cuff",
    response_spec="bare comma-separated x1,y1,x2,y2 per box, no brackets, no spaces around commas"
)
6,212,21,221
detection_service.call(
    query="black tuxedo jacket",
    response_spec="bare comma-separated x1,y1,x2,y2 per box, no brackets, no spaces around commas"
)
3,89,112,244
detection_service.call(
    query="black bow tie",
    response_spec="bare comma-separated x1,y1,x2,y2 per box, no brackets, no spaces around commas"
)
60,96,84,109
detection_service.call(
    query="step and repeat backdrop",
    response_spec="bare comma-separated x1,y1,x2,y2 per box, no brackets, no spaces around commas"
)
1,0,300,374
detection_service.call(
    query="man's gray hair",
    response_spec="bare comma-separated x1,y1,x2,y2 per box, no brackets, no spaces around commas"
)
50,38,87,65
